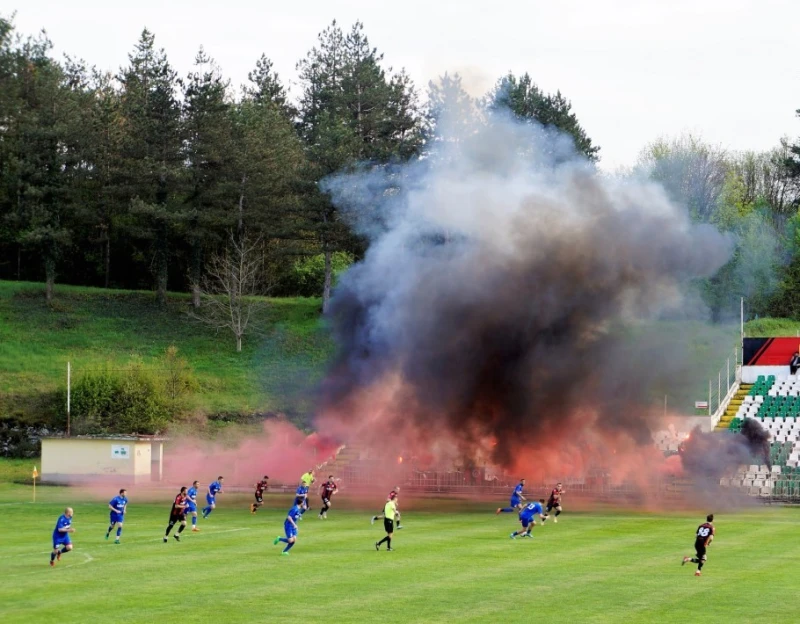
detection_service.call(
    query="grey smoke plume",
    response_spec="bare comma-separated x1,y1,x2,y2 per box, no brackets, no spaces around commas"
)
680,419,772,481
319,111,733,467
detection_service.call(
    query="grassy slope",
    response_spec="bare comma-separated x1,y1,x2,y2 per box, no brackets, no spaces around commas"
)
0,280,332,421
0,482,798,623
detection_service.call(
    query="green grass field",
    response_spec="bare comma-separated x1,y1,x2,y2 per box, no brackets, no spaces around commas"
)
1,481,798,624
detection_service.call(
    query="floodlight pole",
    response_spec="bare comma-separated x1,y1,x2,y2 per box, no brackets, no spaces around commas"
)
67,362,71,438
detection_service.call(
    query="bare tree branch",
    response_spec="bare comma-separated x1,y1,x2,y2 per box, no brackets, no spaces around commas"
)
190,232,271,352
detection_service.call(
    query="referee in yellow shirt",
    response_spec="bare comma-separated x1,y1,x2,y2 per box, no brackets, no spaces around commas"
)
300,469,315,488
375,492,399,551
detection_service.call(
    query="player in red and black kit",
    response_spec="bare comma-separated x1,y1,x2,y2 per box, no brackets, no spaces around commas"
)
163,486,188,542
683,513,715,576
318,475,338,519
543,482,564,523
250,476,269,514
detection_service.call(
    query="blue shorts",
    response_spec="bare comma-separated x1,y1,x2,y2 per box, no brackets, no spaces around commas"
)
284,523,298,539
206,494,216,506
186,501,197,513
519,515,533,529
53,534,71,549
510,496,521,507
110,512,124,524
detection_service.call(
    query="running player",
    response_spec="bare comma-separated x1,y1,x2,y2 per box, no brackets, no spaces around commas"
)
496,478,526,514
683,514,715,576
371,486,403,529
251,476,269,514
273,496,304,555
186,480,200,531
202,476,223,519
510,499,547,539
50,507,75,567
375,491,399,551
164,486,188,542
318,475,338,519
105,488,128,543
543,482,564,522
295,481,310,518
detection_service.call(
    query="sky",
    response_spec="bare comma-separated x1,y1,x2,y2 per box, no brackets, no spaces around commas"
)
11,0,800,170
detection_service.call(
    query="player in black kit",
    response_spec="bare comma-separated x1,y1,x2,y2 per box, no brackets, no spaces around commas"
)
682,513,715,576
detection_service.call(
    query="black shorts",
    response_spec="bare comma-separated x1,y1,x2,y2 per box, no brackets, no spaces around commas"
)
169,512,186,523
694,541,707,559
383,518,394,533
254,493,263,503
546,502,560,512
322,497,330,505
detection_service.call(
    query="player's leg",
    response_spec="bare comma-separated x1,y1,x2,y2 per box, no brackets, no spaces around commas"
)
554,505,562,522
164,517,176,541
282,534,296,554
371,512,384,524
106,515,115,539
115,519,123,543
191,510,199,531
174,518,186,541
377,519,394,550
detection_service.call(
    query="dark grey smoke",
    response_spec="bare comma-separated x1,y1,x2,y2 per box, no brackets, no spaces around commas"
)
319,111,733,466
680,419,772,481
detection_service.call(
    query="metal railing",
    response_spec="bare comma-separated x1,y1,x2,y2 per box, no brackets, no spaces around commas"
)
708,346,742,426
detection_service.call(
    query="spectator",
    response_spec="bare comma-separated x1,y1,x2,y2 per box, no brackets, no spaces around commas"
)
790,351,800,375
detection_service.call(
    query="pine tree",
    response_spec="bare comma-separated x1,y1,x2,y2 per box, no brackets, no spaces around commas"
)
244,54,296,120
182,48,235,308
489,72,600,162
295,20,422,310
118,29,183,306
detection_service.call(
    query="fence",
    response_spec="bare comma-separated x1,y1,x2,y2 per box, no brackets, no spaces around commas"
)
707,346,742,427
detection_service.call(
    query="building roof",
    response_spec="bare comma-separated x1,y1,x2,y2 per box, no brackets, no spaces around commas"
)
42,435,168,442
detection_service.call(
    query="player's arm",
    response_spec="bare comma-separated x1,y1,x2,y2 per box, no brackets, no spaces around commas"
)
287,514,298,529
108,502,118,512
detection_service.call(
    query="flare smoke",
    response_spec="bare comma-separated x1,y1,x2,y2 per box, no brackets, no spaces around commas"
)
318,112,733,468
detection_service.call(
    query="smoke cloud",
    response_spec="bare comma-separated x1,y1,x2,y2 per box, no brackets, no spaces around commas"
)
318,110,733,474
680,419,772,482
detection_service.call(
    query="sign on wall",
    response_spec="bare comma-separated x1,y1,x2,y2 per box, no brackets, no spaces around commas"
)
111,445,130,459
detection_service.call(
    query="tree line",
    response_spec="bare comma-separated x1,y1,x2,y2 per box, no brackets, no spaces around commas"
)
1,15,799,320
0,17,597,311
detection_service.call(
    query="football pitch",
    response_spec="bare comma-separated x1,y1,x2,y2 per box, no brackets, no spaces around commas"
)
2,484,799,624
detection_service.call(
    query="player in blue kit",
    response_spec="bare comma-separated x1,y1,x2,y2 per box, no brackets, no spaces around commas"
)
496,478,526,514
50,507,75,566
105,488,128,543
202,476,223,519
273,496,304,555
510,500,547,539
186,480,200,532
295,482,310,518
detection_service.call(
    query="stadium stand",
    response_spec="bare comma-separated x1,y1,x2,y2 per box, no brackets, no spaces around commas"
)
722,374,800,498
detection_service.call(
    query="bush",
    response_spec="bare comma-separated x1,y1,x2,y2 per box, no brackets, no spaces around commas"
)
277,252,354,297
65,363,170,435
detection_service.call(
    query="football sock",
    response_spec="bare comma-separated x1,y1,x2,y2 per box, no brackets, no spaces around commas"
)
116,527,122,537
500,507,515,513
283,541,295,553
377,536,389,546
59,547,69,554
698,561,704,571
192,515,197,526
178,523,186,533
555,510,561,517
107,525,113,536
165,523,174,536
202,506,210,516
50,551,56,562
278,537,289,544
387,537,391,548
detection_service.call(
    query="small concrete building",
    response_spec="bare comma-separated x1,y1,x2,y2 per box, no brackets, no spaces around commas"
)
42,436,165,484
